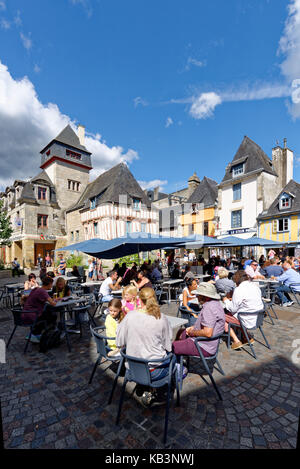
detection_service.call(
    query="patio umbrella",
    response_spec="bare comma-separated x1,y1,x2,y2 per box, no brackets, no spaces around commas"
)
56,234,200,259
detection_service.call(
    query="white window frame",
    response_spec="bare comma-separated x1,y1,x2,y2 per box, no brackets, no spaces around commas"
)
276,218,289,232
232,163,244,178
279,197,291,210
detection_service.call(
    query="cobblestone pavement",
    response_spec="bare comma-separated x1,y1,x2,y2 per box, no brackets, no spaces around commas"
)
0,295,299,450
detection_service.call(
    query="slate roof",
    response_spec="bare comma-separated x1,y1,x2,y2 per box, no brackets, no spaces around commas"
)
18,182,37,204
40,125,91,155
67,163,152,213
187,176,218,206
257,179,300,220
31,170,53,186
221,136,277,184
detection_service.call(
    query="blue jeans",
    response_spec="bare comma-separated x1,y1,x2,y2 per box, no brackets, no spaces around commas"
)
276,284,292,304
150,356,175,381
101,295,113,302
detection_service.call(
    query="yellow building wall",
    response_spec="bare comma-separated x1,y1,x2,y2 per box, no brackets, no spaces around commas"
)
181,207,215,237
258,214,300,243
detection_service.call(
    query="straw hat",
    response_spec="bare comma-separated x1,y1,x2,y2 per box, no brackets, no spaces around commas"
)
192,282,221,300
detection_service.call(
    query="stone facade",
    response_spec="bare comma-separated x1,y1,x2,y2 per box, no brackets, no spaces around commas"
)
0,125,92,268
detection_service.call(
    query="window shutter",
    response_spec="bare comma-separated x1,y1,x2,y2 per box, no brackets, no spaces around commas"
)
272,220,277,233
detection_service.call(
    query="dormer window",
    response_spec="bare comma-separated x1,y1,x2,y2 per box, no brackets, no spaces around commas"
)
279,196,291,210
90,197,97,209
133,198,140,210
232,163,244,177
38,187,47,200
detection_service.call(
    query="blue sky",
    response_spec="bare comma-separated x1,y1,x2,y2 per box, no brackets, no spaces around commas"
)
0,0,300,192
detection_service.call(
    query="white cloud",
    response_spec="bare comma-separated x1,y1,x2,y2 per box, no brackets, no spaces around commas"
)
189,92,222,119
133,96,148,107
185,57,206,71
0,61,140,189
69,0,93,18
278,0,300,118
0,1,6,11
165,116,173,128
138,180,168,191
20,32,32,50
34,64,41,73
0,18,10,29
188,82,290,119
14,10,22,27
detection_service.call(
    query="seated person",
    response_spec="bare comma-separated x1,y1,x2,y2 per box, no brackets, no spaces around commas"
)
51,277,71,298
122,285,140,314
21,277,59,342
99,270,122,302
24,273,39,291
222,270,264,348
180,278,200,322
105,299,124,357
245,260,265,280
183,265,195,281
150,261,162,282
121,265,137,286
170,263,180,279
273,261,300,306
71,265,81,278
131,269,153,290
173,283,225,358
264,257,283,277
215,267,236,294
116,288,173,407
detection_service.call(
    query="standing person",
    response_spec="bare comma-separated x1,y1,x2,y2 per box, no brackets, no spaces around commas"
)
12,258,21,278
88,259,94,280
45,252,51,268
97,258,104,280
92,257,97,281
268,249,276,260
58,254,66,276
37,254,43,269
99,270,122,302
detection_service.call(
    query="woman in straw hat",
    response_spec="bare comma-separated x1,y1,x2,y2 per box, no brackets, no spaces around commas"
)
173,282,225,358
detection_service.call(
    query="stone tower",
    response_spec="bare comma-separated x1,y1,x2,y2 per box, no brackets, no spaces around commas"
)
187,172,200,198
272,138,294,190
39,124,92,211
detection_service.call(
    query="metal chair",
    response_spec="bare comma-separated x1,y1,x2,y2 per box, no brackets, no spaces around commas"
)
108,350,180,445
89,325,123,384
228,310,270,359
0,287,12,309
260,286,277,325
177,333,225,400
288,283,300,307
6,307,43,353
177,305,200,327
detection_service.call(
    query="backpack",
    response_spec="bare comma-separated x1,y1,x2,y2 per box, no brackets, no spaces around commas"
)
39,325,61,353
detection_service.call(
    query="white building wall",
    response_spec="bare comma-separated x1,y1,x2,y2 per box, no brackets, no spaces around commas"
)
219,177,258,239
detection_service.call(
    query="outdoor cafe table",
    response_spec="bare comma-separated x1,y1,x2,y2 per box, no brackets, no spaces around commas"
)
194,274,211,280
59,276,79,282
165,315,188,340
253,278,279,299
81,281,102,294
163,279,184,304
53,296,87,352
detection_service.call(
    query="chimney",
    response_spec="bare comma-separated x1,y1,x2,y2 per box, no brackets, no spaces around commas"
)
283,138,287,149
153,186,159,201
78,124,85,146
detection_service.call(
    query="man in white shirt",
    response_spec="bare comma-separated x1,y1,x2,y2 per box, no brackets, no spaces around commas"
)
99,270,122,302
245,260,265,280
223,270,264,330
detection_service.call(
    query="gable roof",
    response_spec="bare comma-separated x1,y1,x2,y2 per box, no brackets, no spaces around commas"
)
221,136,277,184
40,125,91,155
187,176,218,206
31,170,53,186
67,163,152,213
258,179,300,220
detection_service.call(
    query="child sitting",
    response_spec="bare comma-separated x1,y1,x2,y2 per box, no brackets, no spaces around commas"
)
122,285,140,314
105,299,124,357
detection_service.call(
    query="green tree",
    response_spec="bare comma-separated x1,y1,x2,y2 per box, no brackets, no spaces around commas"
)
0,199,13,246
